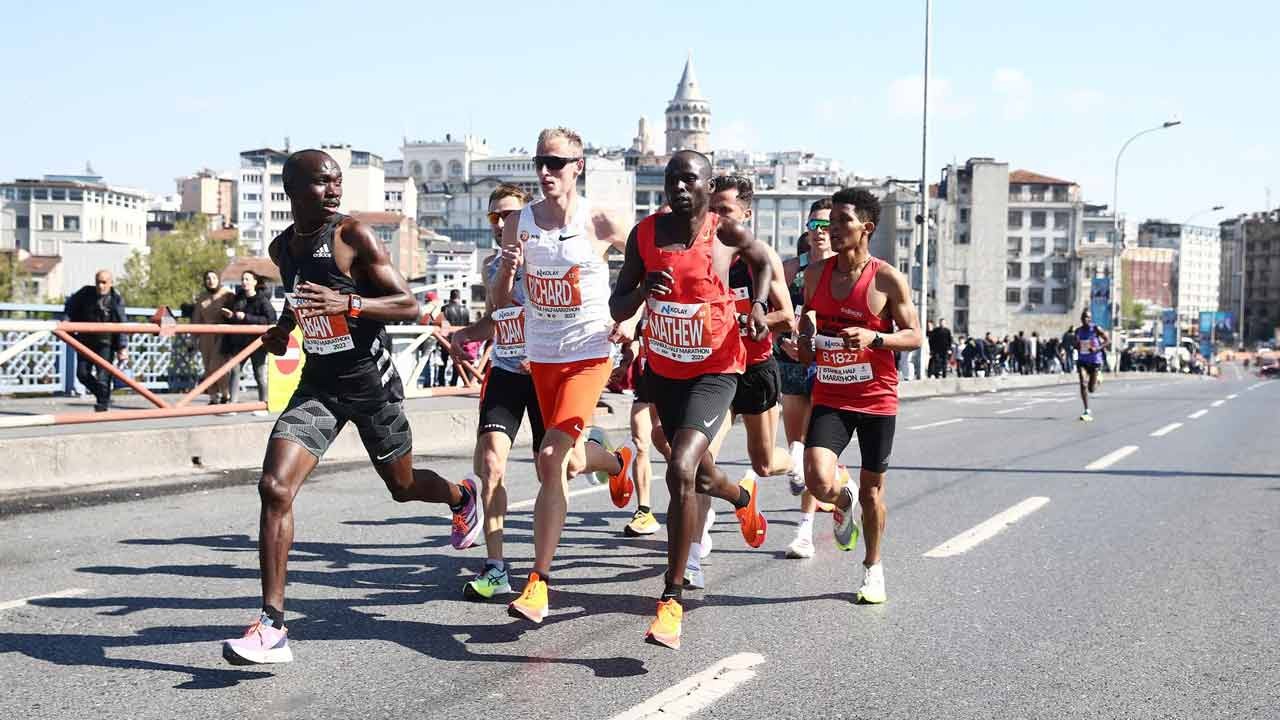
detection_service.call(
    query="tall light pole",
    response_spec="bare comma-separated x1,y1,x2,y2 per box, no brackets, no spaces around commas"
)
1112,119,1181,332
915,0,932,379
1182,204,1223,225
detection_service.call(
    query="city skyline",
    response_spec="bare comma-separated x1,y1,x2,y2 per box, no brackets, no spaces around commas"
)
4,1,1278,225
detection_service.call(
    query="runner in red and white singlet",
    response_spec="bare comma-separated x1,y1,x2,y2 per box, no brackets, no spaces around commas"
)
610,150,774,649
797,188,922,606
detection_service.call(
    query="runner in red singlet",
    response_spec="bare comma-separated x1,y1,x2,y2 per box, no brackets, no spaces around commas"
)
610,151,774,649
797,188,921,605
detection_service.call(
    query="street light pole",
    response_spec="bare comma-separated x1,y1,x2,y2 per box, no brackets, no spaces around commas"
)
1112,120,1181,333
1182,204,1224,225
915,0,932,380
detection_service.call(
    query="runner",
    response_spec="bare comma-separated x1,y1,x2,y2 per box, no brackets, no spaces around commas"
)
777,199,838,559
681,174,795,589
221,149,482,665
1074,309,1108,422
797,187,921,606
440,184,544,600
493,127,637,624
613,321,671,537
610,150,774,649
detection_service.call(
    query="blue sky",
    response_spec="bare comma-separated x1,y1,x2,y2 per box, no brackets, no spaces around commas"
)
4,0,1276,225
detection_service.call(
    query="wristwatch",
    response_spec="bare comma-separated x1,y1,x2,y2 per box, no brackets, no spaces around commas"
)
871,332,885,349
347,294,364,318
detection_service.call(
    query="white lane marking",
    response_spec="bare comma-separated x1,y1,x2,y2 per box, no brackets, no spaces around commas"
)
909,418,964,430
0,414,56,428
995,406,1032,415
1085,445,1140,471
0,588,89,612
1210,400,1225,407
609,652,766,720
1188,409,1209,419
1247,381,1267,391
1149,422,1183,437
507,484,608,511
923,497,1050,558
1227,394,1239,399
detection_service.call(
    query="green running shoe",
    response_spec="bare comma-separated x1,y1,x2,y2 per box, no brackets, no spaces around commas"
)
463,564,512,601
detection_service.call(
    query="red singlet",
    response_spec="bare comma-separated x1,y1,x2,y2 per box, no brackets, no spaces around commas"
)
809,256,899,415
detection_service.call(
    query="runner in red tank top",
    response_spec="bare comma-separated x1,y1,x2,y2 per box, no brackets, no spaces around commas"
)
797,188,922,606
610,150,775,649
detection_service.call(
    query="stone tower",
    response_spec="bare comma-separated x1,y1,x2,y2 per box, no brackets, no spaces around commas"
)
664,52,711,153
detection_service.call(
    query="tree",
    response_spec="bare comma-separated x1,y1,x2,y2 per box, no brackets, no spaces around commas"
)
0,251,31,303
117,220,229,309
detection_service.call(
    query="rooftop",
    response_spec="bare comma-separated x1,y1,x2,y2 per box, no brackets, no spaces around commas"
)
1009,169,1075,186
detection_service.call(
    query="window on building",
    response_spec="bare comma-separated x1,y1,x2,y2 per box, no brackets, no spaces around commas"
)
954,284,969,306
69,189,83,201
1051,288,1068,305
51,188,67,201
33,188,48,200
1030,237,1046,254
270,174,283,185
1052,262,1069,279
1006,288,1021,304
271,211,291,221
1007,236,1022,255
271,192,286,202
17,188,30,200
958,232,970,245
899,261,909,274
63,215,80,231
1053,237,1069,254
1086,229,1097,243
954,309,969,334
1008,210,1023,229
898,231,911,248
1028,287,1045,304
448,160,463,177
1106,230,1116,244
959,208,969,223
16,215,29,229
244,211,260,221
1054,211,1070,229
1053,186,1069,202
1007,262,1022,279
1009,184,1022,201
1030,262,1045,279
1031,211,1046,228
40,214,54,230
636,191,649,205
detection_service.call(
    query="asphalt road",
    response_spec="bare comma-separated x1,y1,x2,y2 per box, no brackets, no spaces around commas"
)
1,373,1277,719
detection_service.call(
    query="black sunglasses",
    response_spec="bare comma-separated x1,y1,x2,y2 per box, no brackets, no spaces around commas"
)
534,155,582,171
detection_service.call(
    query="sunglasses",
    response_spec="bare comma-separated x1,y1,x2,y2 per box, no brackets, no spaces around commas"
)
533,155,582,171
487,208,521,225
806,219,831,231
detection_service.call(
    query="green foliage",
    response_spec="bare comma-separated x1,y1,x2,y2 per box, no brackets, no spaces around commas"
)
0,252,30,302
117,220,229,308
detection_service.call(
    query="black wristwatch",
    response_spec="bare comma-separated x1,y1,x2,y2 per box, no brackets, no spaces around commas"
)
870,333,885,349
752,299,769,312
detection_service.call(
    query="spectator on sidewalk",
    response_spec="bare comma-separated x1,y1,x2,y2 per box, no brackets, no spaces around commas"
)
1061,324,1077,372
190,270,233,404
220,271,276,412
927,319,953,378
437,289,471,386
64,269,128,412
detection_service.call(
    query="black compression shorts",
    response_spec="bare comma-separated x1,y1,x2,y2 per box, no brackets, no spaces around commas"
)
731,357,781,416
645,367,737,442
805,404,896,473
478,366,546,450
270,385,412,465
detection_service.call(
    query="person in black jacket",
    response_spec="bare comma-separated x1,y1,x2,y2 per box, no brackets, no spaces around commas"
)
63,269,128,411
221,271,277,407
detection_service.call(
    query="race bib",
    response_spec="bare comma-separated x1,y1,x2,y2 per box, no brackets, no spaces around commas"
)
286,293,355,355
814,334,873,384
492,305,525,359
525,265,583,321
646,298,712,363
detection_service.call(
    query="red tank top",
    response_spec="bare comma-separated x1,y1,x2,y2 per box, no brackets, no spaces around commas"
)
729,258,773,366
809,256,898,415
638,212,745,379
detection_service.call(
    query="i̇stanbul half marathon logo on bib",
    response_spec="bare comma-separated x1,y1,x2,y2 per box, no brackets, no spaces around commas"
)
814,335,874,384
525,265,583,322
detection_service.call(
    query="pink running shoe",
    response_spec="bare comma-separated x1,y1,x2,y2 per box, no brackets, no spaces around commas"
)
222,617,292,665
451,475,484,550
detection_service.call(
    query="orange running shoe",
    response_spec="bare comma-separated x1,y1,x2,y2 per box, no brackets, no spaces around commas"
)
507,572,549,623
645,598,683,649
609,440,636,508
734,474,768,548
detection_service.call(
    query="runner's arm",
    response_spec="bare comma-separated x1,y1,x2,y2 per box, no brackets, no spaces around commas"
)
762,246,794,334
795,262,822,364
266,236,296,334
490,216,520,309
609,226,647,322
877,265,923,352
293,219,419,322
717,220,771,340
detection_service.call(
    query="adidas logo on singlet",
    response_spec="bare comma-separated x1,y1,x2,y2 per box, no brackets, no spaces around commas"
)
312,245,332,258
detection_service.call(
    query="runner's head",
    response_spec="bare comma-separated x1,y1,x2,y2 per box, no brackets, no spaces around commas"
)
1081,309,1091,325
664,150,713,218
709,174,754,224
488,183,530,243
534,127,585,200
806,197,833,257
283,149,342,224
829,188,879,254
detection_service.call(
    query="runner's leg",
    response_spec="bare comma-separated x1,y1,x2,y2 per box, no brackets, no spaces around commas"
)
258,438,320,612
474,431,513,561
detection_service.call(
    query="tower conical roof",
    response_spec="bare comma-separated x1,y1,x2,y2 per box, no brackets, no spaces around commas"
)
672,52,703,101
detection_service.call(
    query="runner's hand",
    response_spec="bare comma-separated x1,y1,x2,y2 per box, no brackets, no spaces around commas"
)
838,326,877,351
747,304,769,342
609,321,636,345
262,326,290,355
293,281,348,318
644,269,674,297
780,335,801,361
499,242,522,271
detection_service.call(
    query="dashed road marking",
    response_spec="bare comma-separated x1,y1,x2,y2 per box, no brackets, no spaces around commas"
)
909,418,964,430
1227,394,1239,399
923,497,1050,558
508,484,608,510
1188,409,1208,419
609,652,766,720
1086,445,1139,470
1150,422,1183,437
1211,400,1225,408
0,588,89,612
995,406,1032,415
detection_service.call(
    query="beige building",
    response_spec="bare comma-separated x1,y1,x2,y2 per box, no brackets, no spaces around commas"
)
322,144,385,214
0,174,148,256
349,211,420,278
236,148,290,255
178,170,236,223
384,174,417,218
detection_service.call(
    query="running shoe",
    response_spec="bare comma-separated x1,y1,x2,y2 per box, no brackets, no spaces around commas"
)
624,507,660,536
816,501,837,513
463,564,512,601
1079,410,1094,422
683,563,705,589
855,563,887,604
222,616,292,666
734,474,768,548
645,598,683,650
785,535,815,559
833,484,861,552
586,427,609,485
450,474,484,550
608,440,637,508
508,572,549,623
787,467,805,497
700,508,714,557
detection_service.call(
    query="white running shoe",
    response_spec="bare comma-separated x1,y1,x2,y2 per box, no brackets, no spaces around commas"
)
699,507,714,558
785,535,815,559
787,468,805,496
683,564,705,589
856,563,886,604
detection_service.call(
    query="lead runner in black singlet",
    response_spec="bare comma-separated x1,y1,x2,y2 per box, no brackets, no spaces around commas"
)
221,149,482,666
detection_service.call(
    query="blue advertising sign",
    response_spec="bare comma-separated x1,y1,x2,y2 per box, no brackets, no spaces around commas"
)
1090,278,1112,331
1160,308,1178,349
1199,311,1214,358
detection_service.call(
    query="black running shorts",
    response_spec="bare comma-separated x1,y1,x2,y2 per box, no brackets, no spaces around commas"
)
778,358,815,396
478,366,546,450
731,357,781,416
270,385,413,465
805,404,896,473
645,367,737,442
634,363,656,404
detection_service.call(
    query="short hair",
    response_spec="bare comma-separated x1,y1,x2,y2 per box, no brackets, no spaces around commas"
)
711,174,754,205
282,148,334,192
449,289,461,301
831,188,880,226
808,198,832,215
537,127,584,153
489,183,531,206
